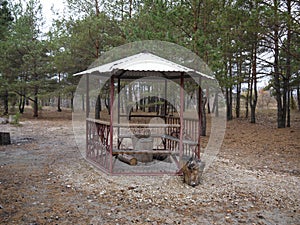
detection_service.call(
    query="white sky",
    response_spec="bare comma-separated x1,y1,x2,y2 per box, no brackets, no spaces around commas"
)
39,0,66,30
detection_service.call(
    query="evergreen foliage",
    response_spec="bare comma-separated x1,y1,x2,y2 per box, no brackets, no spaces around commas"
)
0,0,298,127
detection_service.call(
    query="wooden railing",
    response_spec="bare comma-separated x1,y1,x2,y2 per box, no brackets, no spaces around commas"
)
86,118,110,170
86,116,200,173
165,116,200,157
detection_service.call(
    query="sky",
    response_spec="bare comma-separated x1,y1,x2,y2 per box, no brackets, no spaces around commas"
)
39,0,66,30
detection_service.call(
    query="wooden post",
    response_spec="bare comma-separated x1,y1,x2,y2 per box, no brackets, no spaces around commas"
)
86,74,90,118
109,76,115,173
86,74,90,158
179,73,184,159
197,78,202,159
164,79,168,137
117,77,121,150
164,79,168,117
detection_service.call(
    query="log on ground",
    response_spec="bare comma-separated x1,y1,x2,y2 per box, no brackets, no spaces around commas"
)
118,154,137,166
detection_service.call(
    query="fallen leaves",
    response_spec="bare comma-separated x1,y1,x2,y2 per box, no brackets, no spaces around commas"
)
0,111,299,224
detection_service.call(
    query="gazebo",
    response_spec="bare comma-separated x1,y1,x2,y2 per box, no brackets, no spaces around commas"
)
74,52,214,175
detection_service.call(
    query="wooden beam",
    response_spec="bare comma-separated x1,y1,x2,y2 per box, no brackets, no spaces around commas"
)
197,78,202,159
112,150,176,155
179,73,184,159
109,76,115,173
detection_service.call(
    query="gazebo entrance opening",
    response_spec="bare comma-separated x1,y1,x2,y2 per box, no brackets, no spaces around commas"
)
75,52,214,175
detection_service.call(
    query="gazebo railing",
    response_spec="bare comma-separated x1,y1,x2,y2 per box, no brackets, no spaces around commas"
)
86,116,200,174
165,116,200,157
86,118,111,171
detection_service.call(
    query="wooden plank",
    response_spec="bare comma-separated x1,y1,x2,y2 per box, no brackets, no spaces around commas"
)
86,118,180,128
119,113,164,117
112,149,176,155
161,134,178,141
161,134,198,146
119,134,163,139
86,118,110,125
115,123,180,128
129,115,166,118
182,140,198,145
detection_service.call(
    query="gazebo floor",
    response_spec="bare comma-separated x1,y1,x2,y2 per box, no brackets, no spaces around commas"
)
112,157,179,175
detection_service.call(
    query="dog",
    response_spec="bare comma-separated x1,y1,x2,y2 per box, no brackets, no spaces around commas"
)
181,157,205,187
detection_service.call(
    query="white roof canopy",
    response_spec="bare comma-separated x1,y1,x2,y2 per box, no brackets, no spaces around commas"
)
74,52,214,80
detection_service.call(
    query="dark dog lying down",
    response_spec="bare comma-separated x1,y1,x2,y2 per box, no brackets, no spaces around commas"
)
182,157,205,187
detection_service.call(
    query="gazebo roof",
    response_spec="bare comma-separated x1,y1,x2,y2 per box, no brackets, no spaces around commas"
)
74,52,214,80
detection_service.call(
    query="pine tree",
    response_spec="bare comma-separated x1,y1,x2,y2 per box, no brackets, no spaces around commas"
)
0,0,13,115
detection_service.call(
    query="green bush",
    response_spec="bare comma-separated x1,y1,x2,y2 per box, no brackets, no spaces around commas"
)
10,112,21,125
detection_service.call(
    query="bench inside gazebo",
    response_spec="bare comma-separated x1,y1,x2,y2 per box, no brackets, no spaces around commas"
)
74,52,214,175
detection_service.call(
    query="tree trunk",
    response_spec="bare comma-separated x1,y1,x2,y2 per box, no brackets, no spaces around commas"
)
129,0,133,18
226,57,233,121
57,73,62,112
123,86,128,114
95,94,101,119
33,86,38,117
245,92,249,118
206,86,210,114
105,98,110,115
197,87,207,136
236,55,242,118
250,44,258,124
57,94,62,112
19,96,25,114
236,82,241,118
70,94,74,112
287,89,291,127
4,89,8,115
136,97,139,112
250,97,257,124
211,94,215,114
226,87,232,120
201,93,207,136
286,0,292,128
245,70,251,119
147,96,151,112
297,84,300,111
273,0,285,128
282,82,288,127
212,92,219,117
95,0,100,15
33,97,38,117
82,94,85,111
155,97,160,114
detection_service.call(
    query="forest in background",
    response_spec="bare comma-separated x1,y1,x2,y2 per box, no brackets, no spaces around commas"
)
0,0,299,128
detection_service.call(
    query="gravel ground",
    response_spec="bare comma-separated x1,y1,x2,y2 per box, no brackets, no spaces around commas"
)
0,109,299,224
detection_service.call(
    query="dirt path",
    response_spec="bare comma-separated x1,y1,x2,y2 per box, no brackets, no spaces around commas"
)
0,110,299,224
